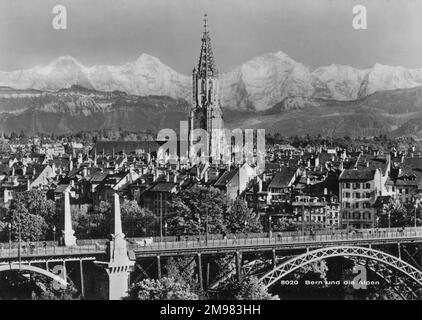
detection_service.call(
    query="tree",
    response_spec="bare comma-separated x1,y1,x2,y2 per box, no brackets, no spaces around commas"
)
222,276,279,300
163,257,204,297
9,210,47,241
73,202,111,239
126,277,198,300
5,190,56,241
32,283,80,300
271,217,298,232
235,277,279,300
225,199,263,234
121,200,156,237
168,186,229,236
379,200,410,228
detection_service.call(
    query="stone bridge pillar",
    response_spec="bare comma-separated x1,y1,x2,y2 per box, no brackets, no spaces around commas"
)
95,193,135,300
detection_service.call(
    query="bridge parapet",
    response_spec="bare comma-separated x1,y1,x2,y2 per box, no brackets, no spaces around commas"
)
130,227,422,257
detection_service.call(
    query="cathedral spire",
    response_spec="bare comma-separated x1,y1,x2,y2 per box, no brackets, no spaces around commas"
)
198,13,218,78
203,13,208,33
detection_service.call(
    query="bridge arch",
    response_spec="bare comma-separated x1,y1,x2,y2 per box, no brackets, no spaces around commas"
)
258,246,422,289
0,264,68,287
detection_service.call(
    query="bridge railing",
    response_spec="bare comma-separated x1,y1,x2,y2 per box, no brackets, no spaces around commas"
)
128,227,422,252
0,243,107,259
1,227,422,258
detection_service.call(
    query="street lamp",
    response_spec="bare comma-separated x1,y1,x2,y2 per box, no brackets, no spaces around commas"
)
205,209,209,245
414,199,420,228
18,210,21,269
164,221,168,243
8,223,11,256
268,215,272,238
159,208,163,243
301,203,305,236
53,225,56,253
198,217,201,243
388,211,391,231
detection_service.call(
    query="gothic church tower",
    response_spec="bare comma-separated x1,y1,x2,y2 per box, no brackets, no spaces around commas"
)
188,14,224,162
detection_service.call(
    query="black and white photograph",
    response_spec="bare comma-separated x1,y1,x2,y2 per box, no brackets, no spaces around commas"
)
0,0,422,304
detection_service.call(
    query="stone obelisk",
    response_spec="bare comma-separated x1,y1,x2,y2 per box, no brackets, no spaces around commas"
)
95,193,135,300
63,191,77,246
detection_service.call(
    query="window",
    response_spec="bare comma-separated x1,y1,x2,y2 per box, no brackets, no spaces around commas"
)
345,203,351,208
365,183,371,189
345,183,350,188
353,212,361,219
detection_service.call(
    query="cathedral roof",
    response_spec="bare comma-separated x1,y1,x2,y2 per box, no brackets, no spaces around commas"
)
196,14,218,78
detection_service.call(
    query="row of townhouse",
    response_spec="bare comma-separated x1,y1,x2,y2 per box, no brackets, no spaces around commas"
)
339,152,422,229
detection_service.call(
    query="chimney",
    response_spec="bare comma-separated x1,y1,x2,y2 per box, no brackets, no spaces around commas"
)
324,188,328,195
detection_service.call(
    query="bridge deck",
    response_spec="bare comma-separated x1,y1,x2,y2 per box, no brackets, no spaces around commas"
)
130,227,422,257
0,227,421,260
0,244,107,261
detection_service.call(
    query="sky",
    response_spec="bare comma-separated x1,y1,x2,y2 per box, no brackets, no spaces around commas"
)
0,0,422,74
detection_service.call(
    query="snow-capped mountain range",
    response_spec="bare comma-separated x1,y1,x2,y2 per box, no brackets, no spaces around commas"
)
2,51,422,111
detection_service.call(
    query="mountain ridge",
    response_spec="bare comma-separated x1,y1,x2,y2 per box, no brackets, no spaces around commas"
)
3,51,422,111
